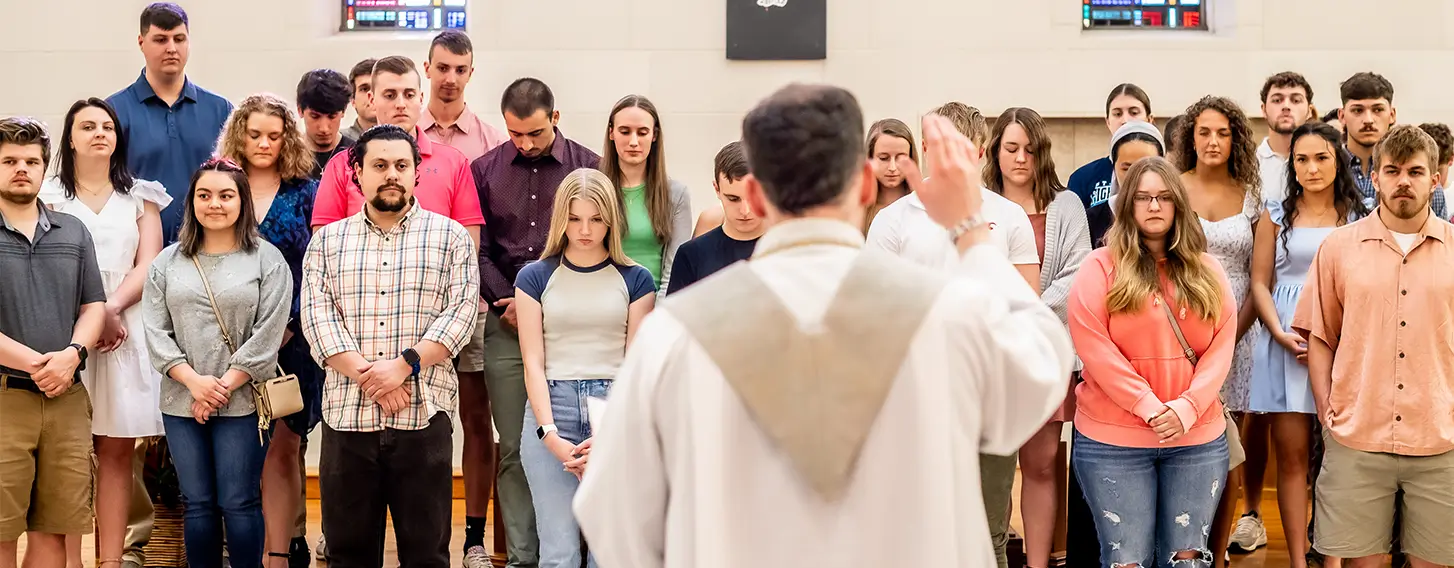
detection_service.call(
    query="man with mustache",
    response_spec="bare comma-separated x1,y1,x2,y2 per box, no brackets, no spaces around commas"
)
312,55,483,250
0,117,107,568
1256,72,1314,203
1293,125,1454,568
301,124,480,568
1339,72,1446,218
107,2,233,245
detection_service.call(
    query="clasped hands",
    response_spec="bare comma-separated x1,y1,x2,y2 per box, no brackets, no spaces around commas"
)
1148,405,1188,443
545,434,594,480
26,347,83,398
185,371,239,424
356,357,415,415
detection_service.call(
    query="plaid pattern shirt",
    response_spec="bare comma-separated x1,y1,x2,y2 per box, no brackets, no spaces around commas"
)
301,203,479,432
1350,150,1447,218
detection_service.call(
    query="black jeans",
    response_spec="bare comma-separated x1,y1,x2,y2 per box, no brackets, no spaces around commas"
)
320,412,453,568
1066,458,1101,567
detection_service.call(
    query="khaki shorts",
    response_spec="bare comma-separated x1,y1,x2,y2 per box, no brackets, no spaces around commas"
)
1314,432,1454,565
455,311,487,373
0,384,94,540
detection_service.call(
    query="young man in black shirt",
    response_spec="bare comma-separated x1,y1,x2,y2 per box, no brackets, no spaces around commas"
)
666,141,763,295
297,69,356,181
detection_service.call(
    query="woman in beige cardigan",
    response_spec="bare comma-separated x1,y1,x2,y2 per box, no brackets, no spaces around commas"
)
983,107,1093,568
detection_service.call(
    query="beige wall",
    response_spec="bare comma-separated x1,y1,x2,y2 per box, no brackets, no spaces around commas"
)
3,0,1452,211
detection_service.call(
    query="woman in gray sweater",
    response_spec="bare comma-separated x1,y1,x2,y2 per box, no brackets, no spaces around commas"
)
982,107,1093,568
143,158,292,568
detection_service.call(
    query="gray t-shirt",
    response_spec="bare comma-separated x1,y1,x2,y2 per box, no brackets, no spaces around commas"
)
143,242,292,417
0,205,106,378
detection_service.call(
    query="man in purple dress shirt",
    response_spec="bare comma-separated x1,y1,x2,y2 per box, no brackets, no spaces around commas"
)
469,78,600,568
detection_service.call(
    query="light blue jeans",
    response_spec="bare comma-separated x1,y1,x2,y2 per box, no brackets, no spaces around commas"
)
1072,430,1229,568
520,379,611,568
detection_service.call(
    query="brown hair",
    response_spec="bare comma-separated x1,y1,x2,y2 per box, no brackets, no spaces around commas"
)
929,102,989,148
713,141,748,184
217,94,315,182
0,117,51,171
1375,124,1441,171
983,107,1065,212
866,118,918,163
1105,157,1223,321
1340,72,1394,105
1261,71,1314,104
1416,123,1454,167
1105,83,1152,117
1175,96,1261,202
372,56,418,82
176,158,260,258
599,94,674,247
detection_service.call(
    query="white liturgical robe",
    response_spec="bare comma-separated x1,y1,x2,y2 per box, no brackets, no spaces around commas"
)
573,218,1074,568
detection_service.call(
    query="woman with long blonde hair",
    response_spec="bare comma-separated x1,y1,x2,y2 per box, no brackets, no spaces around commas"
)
216,93,322,568
1068,156,1237,568
514,168,656,568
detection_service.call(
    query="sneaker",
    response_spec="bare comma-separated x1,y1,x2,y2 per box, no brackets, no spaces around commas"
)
463,545,491,568
289,537,311,568
1228,512,1268,553
315,535,329,561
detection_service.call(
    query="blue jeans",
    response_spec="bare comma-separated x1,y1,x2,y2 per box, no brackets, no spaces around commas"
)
162,414,268,568
1072,430,1228,568
520,379,611,568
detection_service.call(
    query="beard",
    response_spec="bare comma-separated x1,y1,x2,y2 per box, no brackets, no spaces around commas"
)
0,182,38,205
1271,120,1297,135
1380,189,1429,220
370,183,410,212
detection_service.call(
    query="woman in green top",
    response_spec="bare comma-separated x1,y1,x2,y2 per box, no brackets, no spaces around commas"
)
599,95,692,292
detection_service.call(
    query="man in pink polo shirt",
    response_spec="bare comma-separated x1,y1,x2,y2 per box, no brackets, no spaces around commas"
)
312,55,482,247
420,31,506,162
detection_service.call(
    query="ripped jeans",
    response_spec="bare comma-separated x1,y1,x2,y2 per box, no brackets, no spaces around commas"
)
1072,430,1229,568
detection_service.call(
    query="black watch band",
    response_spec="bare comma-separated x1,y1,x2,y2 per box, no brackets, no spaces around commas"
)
68,343,88,371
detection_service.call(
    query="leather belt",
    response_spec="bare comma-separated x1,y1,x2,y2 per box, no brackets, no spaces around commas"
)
0,373,43,393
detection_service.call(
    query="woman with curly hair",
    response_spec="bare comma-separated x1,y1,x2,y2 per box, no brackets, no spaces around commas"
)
1174,95,1261,567
215,93,322,568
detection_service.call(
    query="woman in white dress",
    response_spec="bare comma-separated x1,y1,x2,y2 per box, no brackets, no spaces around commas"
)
40,98,169,568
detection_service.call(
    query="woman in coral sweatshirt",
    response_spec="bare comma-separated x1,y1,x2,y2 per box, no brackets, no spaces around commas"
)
1067,156,1237,568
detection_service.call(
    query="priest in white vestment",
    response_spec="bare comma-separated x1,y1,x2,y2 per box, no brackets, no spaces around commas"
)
573,84,1075,568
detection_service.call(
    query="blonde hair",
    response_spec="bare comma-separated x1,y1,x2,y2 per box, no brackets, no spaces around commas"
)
218,93,315,182
929,102,990,148
1105,157,1224,321
541,168,634,265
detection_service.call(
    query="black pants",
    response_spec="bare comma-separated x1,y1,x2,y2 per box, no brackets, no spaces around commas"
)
320,413,453,568
1066,457,1101,567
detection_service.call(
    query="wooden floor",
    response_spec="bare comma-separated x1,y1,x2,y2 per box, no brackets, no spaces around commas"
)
46,495,1393,568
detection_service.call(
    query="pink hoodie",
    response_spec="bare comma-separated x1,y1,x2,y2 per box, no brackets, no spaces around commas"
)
1068,248,1236,448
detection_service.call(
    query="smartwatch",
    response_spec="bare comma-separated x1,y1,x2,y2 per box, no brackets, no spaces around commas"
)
67,343,88,372
401,348,421,377
536,424,558,440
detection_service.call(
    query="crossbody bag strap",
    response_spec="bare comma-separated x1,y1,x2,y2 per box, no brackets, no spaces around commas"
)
191,255,237,353
1159,295,1199,366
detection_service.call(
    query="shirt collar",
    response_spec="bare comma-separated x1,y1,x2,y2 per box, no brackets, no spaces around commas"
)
131,69,197,104
1,201,56,235
412,125,435,157
751,217,865,259
419,105,477,135
1257,138,1280,161
358,199,423,235
1354,207,1452,245
508,127,567,166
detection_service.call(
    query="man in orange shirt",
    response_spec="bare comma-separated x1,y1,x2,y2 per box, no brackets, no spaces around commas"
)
1293,125,1454,568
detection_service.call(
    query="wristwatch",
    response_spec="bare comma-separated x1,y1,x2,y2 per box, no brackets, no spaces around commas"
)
947,214,988,243
67,343,88,372
401,348,421,377
536,424,558,440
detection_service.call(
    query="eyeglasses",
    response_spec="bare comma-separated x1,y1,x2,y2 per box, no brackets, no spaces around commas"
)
1132,194,1173,206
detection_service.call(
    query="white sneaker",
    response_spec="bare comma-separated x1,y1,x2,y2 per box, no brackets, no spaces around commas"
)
315,535,329,561
1228,512,1268,553
463,545,491,568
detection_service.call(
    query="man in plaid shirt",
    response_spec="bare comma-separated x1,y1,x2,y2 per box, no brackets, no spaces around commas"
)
301,124,479,568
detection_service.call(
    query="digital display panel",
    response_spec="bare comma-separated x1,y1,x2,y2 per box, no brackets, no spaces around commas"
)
1082,0,1207,30
341,0,467,31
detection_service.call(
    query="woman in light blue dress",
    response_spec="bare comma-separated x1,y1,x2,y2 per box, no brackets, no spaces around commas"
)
1247,121,1368,565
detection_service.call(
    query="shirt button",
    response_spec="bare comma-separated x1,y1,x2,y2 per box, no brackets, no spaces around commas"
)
378,352,384,357
532,168,538,173
1399,352,1406,358
528,247,534,252
380,291,386,295
530,222,536,227
1402,289,1408,295
1398,384,1405,390
531,195,536,200
1396,415,1403,421
383,261,389,266
379,322,385,327
1401,321,1407,326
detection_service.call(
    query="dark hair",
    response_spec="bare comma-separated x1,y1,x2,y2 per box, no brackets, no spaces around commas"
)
0,117,52,172
177,158,259,258
501,78,555,119
348,58,378,88
1261,71,1314,104
1280,121,1368,256
372,56,418,81
1175,96,1262,202
713,141,748,183
1340,72,1394,105
348,125,422,188
1320,108,1340,123
983,107,1065,212
1112,132,1165,162
1417,123,1454,168
600,95,673,246
296,69,351,115
56,99,136,199
429,30,472,60
140,3,187,34
1162,114,1185,158
1105,83,1152,117
741,84,865,216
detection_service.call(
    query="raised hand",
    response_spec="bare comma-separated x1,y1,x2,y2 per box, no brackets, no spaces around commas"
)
896,115,986,229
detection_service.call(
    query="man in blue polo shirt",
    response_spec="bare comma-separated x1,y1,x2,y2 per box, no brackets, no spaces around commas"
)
107,2,232,243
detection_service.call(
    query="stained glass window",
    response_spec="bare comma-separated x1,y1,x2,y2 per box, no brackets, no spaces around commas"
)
341,0,467,32
1082,0,1207,30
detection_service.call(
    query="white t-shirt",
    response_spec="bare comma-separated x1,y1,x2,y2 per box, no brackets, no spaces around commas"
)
865,188,1040,270
1391,231,1418,253
1258,138,1289,203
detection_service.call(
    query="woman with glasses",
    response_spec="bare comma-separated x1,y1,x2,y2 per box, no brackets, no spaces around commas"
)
142,158,292,568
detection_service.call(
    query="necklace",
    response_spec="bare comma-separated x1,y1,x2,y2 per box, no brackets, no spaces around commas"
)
75,181,113,195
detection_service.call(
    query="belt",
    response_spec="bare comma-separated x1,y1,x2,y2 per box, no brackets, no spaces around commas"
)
0,373,42,393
